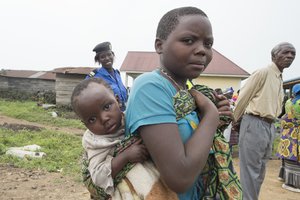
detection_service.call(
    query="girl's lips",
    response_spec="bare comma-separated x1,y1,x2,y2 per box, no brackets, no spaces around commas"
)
189,63,205,71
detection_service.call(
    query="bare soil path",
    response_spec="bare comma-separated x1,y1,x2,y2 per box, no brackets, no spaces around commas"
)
0,163,90,200
233,159,299,200
0,115,84,136
0,114,299,199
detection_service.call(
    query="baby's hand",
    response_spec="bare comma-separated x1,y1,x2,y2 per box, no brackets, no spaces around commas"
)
123,139,149,163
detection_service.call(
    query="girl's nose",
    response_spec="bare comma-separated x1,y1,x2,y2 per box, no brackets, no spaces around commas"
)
194,43,206,55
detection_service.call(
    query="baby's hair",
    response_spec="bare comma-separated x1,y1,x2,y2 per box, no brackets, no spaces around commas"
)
71,77,113,113
156,6,207,40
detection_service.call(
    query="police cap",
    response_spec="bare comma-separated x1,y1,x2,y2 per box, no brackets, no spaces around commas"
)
93,42,112,53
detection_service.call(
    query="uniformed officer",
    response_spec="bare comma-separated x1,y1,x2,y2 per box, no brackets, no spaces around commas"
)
86,42,127,111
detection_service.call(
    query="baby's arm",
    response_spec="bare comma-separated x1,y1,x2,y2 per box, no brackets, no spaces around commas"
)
111,139,149,178
87,138,148,195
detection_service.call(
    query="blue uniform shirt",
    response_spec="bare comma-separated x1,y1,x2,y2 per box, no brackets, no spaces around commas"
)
86,67,127,111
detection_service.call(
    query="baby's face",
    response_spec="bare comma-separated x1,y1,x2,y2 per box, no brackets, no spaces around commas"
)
76,82,122,135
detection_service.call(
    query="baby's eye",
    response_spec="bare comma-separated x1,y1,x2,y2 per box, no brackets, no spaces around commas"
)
104,103,112,111
88,117,96,124
182,38,194,45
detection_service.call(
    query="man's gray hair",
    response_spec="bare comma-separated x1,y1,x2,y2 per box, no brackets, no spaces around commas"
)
271,42,294,58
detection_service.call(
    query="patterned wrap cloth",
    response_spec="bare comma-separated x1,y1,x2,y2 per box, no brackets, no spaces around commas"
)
276,98,300,189
276,117,300,162
82,84,242,199
190,85,242,200
277,97,300,162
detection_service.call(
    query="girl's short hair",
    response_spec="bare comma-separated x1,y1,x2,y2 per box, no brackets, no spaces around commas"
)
156,6,207,40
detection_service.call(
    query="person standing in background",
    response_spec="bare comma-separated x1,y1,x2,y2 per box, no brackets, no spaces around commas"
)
233,42,296,200
86,41,127,111
276,83,300,193
222,87,235,143
278,95,289,118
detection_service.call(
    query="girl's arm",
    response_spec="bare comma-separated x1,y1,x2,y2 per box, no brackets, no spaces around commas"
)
139,89,219,193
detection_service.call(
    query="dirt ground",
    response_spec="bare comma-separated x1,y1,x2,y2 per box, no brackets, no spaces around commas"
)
0,115,299,200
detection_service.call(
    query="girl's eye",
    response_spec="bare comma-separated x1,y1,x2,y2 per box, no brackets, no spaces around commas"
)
204,41,213,49
88,117,96,124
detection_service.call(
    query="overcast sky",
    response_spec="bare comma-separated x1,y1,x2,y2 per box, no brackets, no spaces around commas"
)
0,0,299,81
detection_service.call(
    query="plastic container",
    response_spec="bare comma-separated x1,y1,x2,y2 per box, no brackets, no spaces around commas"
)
6,149,46,158
6,144,46,159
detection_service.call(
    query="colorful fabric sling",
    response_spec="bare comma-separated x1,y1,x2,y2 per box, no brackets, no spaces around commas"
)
174,84,242,200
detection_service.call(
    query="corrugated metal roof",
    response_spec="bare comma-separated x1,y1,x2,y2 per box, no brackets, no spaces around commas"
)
0,67,95,79
120,50,250,77
283,76,300,84
120,51,160,73
53,67,95,75
0,69,55,80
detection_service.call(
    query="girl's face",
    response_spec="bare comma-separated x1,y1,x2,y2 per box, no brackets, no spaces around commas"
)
76,83,122,135
156,15,213,83
97,50,114,69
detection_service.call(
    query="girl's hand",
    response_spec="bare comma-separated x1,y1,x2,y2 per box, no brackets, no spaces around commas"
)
189,89,217,114
212,91,234,121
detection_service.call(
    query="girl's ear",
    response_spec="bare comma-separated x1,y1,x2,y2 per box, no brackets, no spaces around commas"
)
155,38,163,54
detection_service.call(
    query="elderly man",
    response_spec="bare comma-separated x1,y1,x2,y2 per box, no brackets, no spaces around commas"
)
233,42,296,200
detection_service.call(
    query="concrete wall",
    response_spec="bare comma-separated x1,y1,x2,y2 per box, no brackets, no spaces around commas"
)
125,72,244,94
0,76,55,93
193,76,242,94
55,73,85,106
